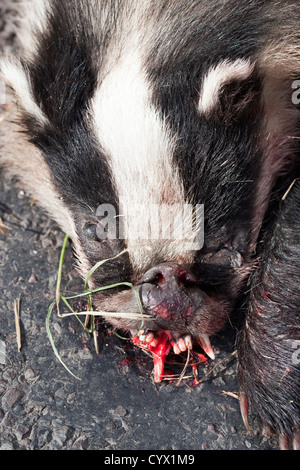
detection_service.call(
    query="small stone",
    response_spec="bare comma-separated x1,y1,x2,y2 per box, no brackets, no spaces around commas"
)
15,424,29,441
106,421,117,430
0,443,13,450
52,426,70,446
2,411,17,427
2,386,23,410
3,369,16,382
24,368,38,381
72,436,89,450
112,405,127,417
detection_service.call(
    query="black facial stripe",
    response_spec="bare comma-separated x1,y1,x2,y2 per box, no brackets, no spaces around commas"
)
31,123,118,211
21,1,120,211
28,3,98,129
148,70,263,244
145,11,269,251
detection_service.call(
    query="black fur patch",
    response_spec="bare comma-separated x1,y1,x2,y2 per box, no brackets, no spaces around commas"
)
146,2,268,255
238,179,300,436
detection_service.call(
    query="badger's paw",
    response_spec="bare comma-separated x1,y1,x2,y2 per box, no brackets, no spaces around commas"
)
237,322,300,450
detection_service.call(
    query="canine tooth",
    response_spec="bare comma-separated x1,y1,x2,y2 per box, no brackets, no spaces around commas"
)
279,434,290,450
184,335,193,350
178,338,187,352
198,334,215,360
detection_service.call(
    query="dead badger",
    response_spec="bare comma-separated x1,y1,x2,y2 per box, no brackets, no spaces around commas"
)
1,0,300,449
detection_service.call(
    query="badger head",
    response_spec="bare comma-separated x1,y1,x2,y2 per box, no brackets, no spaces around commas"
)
1,1,299,380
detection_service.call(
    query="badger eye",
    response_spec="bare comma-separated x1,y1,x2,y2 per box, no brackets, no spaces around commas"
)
83,223,98,241
214,247,244,269
83,222,108,244
200,245,244,270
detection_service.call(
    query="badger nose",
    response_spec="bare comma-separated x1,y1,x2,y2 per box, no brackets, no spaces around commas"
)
139,262,199,321
141,262,197,288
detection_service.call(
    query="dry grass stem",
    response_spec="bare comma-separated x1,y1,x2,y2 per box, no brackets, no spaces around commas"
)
282,179,299,201
14,295,22,352
175,347,191,386
59,310,152,321
0,217,9,236
197,350,237,385
221,391,239,400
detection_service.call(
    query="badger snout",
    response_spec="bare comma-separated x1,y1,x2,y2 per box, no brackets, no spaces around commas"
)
139,262,201,328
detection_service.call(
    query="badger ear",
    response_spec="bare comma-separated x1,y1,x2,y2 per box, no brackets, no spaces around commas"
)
0,57,48,125
198,58,255,115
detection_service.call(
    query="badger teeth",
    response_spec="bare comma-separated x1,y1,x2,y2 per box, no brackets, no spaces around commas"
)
198,334,215,360
171,335,192,354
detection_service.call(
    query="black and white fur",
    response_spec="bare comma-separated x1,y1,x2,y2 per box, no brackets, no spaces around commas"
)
1,0,300,449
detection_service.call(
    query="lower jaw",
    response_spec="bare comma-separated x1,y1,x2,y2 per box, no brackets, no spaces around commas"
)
131,329,215,383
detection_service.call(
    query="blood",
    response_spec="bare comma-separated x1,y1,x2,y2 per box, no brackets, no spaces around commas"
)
132,331,172,383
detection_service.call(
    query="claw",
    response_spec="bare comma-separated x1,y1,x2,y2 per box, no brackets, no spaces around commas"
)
279,434,290,450
293,431,300,450
239,392,252,435
198,334,215,360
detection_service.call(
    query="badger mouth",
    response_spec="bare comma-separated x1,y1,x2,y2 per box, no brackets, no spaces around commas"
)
131,329,214,383
92,262,229,383
93,298,218,383
92,294,217,383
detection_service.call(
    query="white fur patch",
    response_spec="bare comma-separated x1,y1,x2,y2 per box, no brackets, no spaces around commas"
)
0,59,48,125
91,44,196,272
13,0,50,59
198,58,254,114
0,90,75,239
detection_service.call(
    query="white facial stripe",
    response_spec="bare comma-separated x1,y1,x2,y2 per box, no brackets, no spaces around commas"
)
14,0,51,59
0,59,48,125
91,46,194,271
198,58,254,114
0,91,75,239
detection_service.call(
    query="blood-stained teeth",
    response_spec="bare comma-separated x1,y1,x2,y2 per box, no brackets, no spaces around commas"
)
184,335,193,350
170,335,192,354
145,332,155,343
178,338,187,352
150,338,159,348
172,342,181,355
